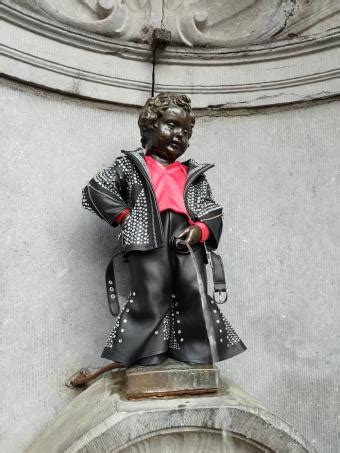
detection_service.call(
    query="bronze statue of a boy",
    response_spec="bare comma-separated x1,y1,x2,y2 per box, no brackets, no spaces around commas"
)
82,92,246,367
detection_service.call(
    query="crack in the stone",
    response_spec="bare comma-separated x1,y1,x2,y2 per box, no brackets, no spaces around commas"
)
272,0,298,39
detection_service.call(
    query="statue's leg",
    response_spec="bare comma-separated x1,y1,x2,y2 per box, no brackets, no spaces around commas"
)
170,245,246,364
132,353,168,366
101,229,174,366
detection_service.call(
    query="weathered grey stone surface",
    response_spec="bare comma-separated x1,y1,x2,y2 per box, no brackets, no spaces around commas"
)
119,431,270,453
0,79,339,452
27,372,316,453
7,0,340,46
1,2,339,107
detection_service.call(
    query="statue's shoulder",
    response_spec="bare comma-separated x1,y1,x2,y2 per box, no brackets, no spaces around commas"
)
119,148,144,163
120,148,144,156
184,158,215,172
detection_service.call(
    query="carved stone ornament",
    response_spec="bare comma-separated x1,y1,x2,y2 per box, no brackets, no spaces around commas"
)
8,0,340,47
0,0,339,107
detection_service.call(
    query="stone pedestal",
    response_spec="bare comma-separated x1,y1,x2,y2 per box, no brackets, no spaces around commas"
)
28,370,317,453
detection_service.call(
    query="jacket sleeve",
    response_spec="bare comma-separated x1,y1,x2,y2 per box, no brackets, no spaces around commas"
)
82,158,130,227
198,176,223,250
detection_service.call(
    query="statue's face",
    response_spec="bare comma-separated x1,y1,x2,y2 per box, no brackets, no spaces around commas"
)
145,105,192,162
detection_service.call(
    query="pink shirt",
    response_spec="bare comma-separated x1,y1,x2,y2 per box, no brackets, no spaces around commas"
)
145,155,210,242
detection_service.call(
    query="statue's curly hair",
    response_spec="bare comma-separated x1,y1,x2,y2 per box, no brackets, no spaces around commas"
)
138,92,195,147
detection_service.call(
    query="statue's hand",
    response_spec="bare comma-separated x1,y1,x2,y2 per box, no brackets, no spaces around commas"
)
176,225,202,247
120,212,131,227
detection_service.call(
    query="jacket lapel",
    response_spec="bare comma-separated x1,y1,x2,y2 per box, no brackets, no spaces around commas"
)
184,159,214,188
121,148,152,183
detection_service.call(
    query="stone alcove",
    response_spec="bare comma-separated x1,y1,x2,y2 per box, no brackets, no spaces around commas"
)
1,0,339,107
1,1,339,452
28,373,316,452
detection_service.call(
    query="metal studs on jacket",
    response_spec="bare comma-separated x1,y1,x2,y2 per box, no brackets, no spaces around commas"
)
82,149,223,253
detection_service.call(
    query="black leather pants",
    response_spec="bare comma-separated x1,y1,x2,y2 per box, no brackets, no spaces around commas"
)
101,211,246,366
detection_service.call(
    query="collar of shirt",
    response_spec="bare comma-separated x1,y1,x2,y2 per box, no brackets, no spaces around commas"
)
145,155,188,176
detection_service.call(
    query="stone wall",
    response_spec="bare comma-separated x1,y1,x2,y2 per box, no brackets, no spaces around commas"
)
1,78,339,452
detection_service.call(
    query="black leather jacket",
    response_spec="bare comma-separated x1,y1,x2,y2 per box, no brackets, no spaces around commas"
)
82,149,223,253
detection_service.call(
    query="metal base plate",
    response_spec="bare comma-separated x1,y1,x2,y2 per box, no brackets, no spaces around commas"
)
126,359,219,400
